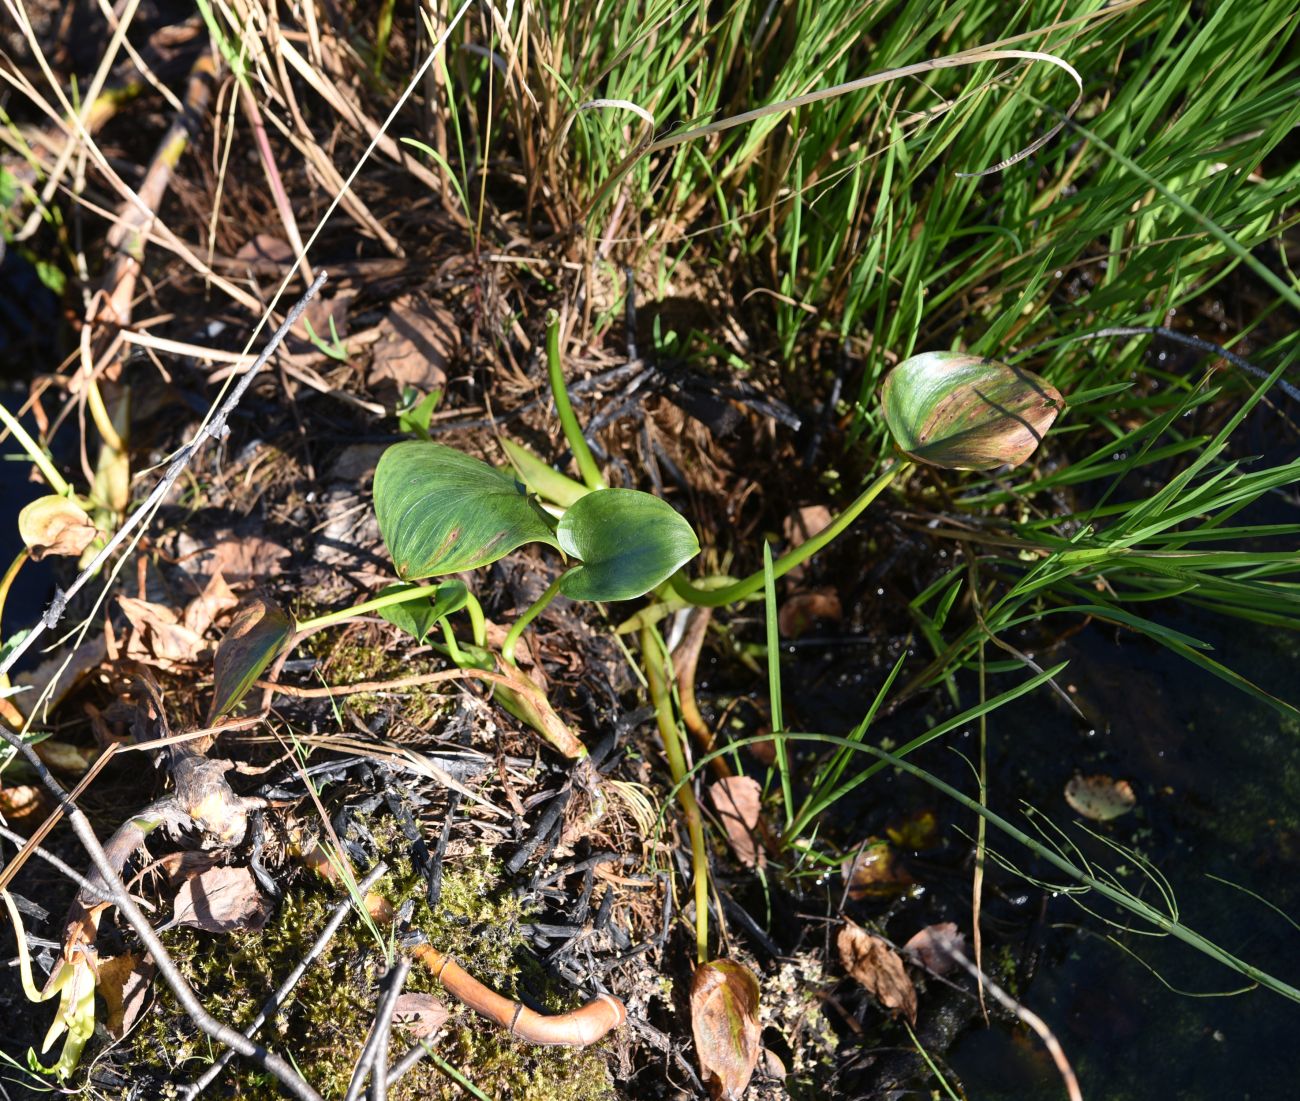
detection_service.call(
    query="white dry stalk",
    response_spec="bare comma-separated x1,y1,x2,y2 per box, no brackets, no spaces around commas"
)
929,929,1083,1101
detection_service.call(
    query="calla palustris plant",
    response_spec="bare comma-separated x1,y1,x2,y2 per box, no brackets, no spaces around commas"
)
880,351,1064,471
373,441,699,600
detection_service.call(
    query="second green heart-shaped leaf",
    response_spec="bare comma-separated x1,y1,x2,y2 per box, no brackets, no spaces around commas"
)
556,488,699,602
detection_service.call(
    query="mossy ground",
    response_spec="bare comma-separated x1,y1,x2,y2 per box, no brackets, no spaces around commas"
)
125,820,616,1100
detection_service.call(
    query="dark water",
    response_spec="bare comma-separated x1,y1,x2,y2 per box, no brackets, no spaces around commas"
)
937,609,1300,1101
1,248,62,655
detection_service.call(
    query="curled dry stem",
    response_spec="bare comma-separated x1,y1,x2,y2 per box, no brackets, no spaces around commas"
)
304,846,627,1047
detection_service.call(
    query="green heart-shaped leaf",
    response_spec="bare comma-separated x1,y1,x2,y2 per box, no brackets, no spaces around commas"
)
556,488,699,602
211,597,293,717
377,580,470,643
880,352,1064,470
374,441,559,580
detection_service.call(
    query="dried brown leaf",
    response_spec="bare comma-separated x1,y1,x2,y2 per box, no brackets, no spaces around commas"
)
837,922,917,1025
391,992,450,1040
118,596,206,667
777,588,842,639
369,294,457,396
18,495,98,559
841,839,913,900
98,952,155,1038
168,865,269,933
708,776,764,868
1064,774,1137,821
0,783,52,833
780,506,832,581
691,959,762,1100
178,533,292,584
182,570,239,636
234,234,294,266
904,922,964,976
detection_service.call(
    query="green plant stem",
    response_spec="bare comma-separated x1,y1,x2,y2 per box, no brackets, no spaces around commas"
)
502,573,566,666
295,583,446,635
642,626,709,964
438,617,464,664
463,592,486,648
0,400,71,497
671,460,909,606
545,312,605,492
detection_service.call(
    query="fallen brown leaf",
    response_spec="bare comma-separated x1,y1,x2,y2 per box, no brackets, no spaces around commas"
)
235,234,294,266
391,992,450,1040
369,294,457,398
167,865,269,933
182,570,239,636
1064,774,1137,821
0,783,52,833
118,596,206,667
17,495,99,559
691,958,763,1100
708,776,764,868
841,839,913,900
781,505,832,581
904,922,964,976
777,587,842,639
177,533,292,585
837,922,917,1025
98,952,156,1038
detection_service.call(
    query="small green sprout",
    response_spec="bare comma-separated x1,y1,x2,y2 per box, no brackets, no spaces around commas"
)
302,314,349,362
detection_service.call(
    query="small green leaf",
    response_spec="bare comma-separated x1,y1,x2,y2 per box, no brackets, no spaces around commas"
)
374,441,559,580
211,597,292,717
377,580,469,642
397,387,442,439
556,488,699,602
880,352,1064,470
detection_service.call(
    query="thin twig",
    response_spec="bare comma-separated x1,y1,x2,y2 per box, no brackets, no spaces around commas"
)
0,727,323,1101
0,271,328,679
385,1042,432,1088
931,932,1082,1101
0,823,112,904
185,861,391,1100
344,956,412,1101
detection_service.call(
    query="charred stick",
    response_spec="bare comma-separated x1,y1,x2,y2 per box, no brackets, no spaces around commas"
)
344,955,411,1101
509,788,570,875
427,792,460,909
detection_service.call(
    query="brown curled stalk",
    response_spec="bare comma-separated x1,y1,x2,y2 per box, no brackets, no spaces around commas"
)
672,607,733,779
303,846,626,1046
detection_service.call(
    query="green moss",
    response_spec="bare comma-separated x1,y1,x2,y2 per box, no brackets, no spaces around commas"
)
126,820,616,1100
299,626,451,727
